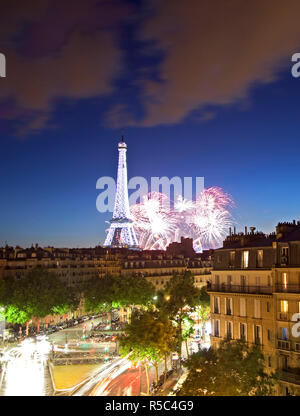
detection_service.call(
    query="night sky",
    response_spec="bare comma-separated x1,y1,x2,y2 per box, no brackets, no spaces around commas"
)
1,0,300,247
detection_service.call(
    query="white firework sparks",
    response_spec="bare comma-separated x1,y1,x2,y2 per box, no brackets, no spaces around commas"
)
130,187,233,252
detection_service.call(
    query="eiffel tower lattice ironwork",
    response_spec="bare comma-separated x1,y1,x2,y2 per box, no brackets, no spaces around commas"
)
103,136,139,248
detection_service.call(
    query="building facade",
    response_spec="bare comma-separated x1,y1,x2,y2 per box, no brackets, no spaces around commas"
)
208,221,300,395
0,239,212,325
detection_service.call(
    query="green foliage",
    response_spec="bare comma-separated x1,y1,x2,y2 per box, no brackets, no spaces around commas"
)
1,268,71,324
84,274,155,313
182,315,194,341
119,310,176,364
156,271,202,359
177,339,278,396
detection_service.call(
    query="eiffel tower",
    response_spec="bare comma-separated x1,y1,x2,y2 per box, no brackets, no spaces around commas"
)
103,135,139,248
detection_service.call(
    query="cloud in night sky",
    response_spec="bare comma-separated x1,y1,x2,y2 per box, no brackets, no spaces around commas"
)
124,0,300,126
2,0,300,134
0,0,130,135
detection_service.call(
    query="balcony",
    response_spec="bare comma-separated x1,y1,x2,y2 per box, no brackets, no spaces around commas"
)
280,369,300,385
275,284,300,294
277,339,290,350
208,284,272,295
277,312,289,321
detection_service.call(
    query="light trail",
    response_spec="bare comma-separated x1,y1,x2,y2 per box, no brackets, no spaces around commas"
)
0,337,51,396
71,357,132,396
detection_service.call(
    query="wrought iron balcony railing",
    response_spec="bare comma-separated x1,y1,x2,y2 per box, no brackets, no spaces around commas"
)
208,284,272,294
274,284,300,293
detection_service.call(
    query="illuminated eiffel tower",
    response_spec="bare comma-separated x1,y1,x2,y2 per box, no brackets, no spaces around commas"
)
103,135,139,248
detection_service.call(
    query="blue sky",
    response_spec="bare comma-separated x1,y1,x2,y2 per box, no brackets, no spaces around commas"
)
1,1,300,247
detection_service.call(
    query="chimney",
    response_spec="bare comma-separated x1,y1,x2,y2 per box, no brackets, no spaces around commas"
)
244,226,248,235
234,226,236,234
229,227,232,236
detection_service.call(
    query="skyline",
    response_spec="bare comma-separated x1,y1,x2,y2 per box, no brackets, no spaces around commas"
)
1,1,300,247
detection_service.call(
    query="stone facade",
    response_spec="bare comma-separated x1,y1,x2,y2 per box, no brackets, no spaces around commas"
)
208,221,300,396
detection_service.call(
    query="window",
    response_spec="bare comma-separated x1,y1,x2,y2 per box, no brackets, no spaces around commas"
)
267,275,271,286
280,300,288,313
214,320,220,337
215,275,220,286
227,275,232,288
282,356,288,370
268,329,271,341
229,251,235,266
241,251,249,268
240,275,246,290
281,247,289,257
268,356,272,367
226,321,233,339
214,297,220,314
267,302,270,312
225,298,232,315
254,325,261,344
281,327,288,341
257,250,263,268
240,323,247,340
240,298,246,317
256,276,260,287
254,299,261,318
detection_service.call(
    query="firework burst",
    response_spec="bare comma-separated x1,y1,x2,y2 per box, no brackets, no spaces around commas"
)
130,187,234,252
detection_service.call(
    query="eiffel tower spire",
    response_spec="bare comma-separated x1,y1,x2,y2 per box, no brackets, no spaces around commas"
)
103,136,139,248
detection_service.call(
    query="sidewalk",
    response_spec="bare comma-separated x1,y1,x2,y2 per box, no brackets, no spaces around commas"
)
153,368,188,396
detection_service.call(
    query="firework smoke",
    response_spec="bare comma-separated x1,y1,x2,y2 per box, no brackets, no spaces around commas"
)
130,187,233,252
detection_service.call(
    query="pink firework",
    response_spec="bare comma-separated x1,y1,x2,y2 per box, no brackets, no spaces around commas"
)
130,187,233,252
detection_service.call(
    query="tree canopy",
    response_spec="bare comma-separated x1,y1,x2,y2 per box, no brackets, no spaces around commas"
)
0,268,72,324
84,273,155,313
177,339,278,396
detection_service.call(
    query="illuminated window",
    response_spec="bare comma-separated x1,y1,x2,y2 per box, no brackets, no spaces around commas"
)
241,251,249,268
281,327,288,341
282,273,288,289
280,300,288,313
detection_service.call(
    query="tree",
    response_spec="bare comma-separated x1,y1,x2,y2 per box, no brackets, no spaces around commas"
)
156,271,202,367
118,310,176,394
195,286,210,341
0,268,71,331
84,273,155,316
177,339,278,396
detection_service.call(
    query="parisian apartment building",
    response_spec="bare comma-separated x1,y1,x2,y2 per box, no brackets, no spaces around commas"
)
0,237,212,324
208,221,300,396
